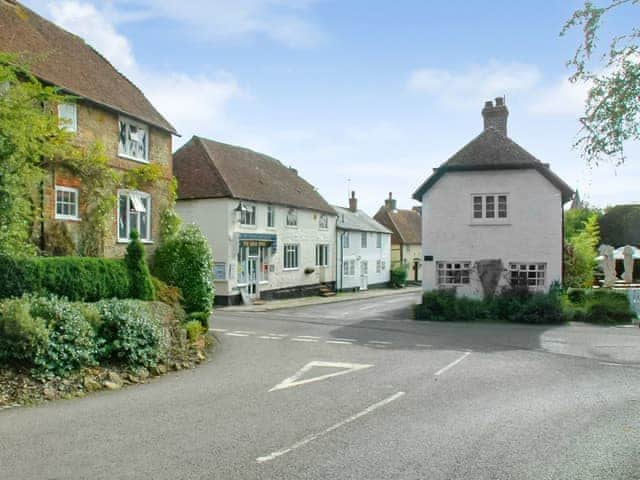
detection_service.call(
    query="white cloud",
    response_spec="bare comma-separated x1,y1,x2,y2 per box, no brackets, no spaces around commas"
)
407,61,542,108
529,77,590,116
44,0,243,138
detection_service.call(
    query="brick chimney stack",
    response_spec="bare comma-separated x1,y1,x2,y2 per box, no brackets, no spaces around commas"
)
384,192,397,211
348,191,358,212
482,96,509,137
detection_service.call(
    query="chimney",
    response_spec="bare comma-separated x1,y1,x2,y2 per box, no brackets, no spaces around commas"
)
384,192,397,211
481,96,509,136
348,191,358,212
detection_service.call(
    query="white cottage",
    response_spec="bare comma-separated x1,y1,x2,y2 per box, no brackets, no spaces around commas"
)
334,192,392,291
413,98,574,298
174,136,337,305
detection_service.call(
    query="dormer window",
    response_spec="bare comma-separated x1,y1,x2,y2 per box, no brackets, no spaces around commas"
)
118,116,148,162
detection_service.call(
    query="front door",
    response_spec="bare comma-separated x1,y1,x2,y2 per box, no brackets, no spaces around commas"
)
247,255,258,297
413,261,419,281
360,261,368,291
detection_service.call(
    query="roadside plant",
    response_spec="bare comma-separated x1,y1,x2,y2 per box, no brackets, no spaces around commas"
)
124,230,155,301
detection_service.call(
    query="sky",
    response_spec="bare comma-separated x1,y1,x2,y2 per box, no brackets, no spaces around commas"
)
21,0,640,215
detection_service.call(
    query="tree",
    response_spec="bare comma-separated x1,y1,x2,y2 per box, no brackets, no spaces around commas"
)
564,205,602,240
564,213,601,288
598,204,640,246
562,1,640,165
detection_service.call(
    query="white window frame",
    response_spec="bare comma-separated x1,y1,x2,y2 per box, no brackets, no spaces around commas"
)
361,232,368,249
319,214,328,230
58,103,77,133
436,261,471,286
343,231,350,249
286,208,298,227
118,116,149,163
509,262,546,290
376,232,382,248
267,205,275,228
283,244,299,270
117,190,152,243
376,259,382,273
343,259,356,276
361,260,368,275
471,193,509,224
240,204,256,226
54,186,80,220
315,244,329,267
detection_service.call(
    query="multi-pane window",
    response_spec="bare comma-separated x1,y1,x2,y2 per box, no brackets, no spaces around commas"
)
376,260,382,273
118,117,148,162
343,259,356,276
361,232,368,248
376,233,382,248
319,214,328,229
118,191,151,242
472,194,508,220
58,103,77,132
437,261,471,285
284,244,299,269
315,244,329,267
240,205,256,225
267,205,275,227
286,208,298,227
361,261,368,275
55,186,79,220
509,263,546,289
343,232,350,249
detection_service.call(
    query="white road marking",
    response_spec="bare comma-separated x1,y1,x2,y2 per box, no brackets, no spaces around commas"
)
269,361,373,392
359,304,379,311
225,332,249,337
416,344,432,348
257,391,405,463
258,336,283,340
297,335,321,339
234,331,255,335
434,351,472,376
368,341,392,345
210,328,227,332
334,338,357,342
291,338,318,343
270,333,288,337
326,340,353,345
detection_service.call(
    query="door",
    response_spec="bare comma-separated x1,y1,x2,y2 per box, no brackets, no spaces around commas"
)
247,257,258,297
413,261,419,281
360,261,368,291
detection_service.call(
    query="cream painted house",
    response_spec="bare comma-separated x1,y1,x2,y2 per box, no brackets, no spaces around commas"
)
335,192,392,291
174,137,336,305
413,98,573,298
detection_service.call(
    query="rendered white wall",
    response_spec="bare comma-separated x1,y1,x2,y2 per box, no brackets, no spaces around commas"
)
337,230,391,289
420,169,563,297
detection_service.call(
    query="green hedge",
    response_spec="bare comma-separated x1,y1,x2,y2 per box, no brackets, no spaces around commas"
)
0,255,130,302
564,289,635,324
390,265,408,288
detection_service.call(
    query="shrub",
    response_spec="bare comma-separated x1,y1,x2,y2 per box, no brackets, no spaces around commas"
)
585,290,634,324
96,299,167,369
415,290,488,322
186,311,211,329
390,265,408,288
567,288,587,305
153,224,214,314
184,320,205,342
151,276,183,308
0,254,130,301
124,230,155,301
0,298,49,367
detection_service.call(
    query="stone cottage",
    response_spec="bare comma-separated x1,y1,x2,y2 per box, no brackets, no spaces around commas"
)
0,0,177,257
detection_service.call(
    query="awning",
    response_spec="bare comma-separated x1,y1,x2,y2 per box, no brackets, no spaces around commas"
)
239,233,277,252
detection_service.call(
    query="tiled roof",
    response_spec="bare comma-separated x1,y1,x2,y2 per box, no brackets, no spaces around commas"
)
412,128,573,202
374,207,422,245
333,205,392,234
174,136,335,215
0,1,176,133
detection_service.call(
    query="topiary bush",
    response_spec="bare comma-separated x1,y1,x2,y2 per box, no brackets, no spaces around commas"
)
95,299,167,369
124,230,155,301
153,224,214,314
390,265,408,288
0,254,130,301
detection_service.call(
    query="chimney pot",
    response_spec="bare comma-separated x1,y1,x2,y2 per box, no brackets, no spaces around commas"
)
348,191,358,212
495,96,504,106
484,100,493,108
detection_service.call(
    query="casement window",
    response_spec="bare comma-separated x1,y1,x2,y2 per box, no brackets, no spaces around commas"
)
343,259,356,276
267,205,275,227
472,194,508,221
118,116,148,162
361,261,368,275
376,259,382,273
319,214,328,229
376,233,382,248
315,244,329,267
118,190,151,242
283,244,299,269
286,208,298,227
509,263,546,289
361,232,368,248
437,261,471,286
240,205,256,225
343,232,350,249
58,103,77,132
55,186,79,220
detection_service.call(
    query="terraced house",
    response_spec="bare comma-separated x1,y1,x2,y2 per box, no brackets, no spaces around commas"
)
0,0,177,257
174,136,337,305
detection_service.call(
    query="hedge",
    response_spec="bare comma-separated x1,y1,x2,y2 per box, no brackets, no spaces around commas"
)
0,255,130,302
564,288,635,324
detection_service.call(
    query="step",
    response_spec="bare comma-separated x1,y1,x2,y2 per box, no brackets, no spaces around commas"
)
320,291,337,297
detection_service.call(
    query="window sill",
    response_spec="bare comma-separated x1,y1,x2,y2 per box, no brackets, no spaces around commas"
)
117,239,154,244
118,153,149,164
469,222,511,227
55,216,81,222
283,267,299,271
259,281,269,285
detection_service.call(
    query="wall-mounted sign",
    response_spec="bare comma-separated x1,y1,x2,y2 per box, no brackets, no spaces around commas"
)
213,262,227,280
424,255,434,262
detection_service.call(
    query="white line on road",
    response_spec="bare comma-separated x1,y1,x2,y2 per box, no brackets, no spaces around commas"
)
334,338,356,342
297,335,321,339
225,332,249,337
359,304,379,311
434,352,472,376
256,391,405,463
234,331,255,335
210,328,227,332
258,336,283,340
368,341,392,345
416,344,432,348
270,333,288,337
291,338,318,343
326,340,353,345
